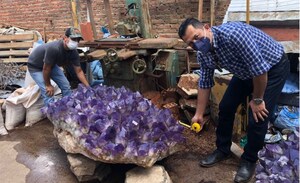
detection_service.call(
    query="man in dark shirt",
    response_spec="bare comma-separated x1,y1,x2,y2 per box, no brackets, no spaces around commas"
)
28,27,89,105
178,18,289,182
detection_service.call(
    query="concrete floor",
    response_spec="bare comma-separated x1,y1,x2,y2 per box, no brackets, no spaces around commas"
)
0,119,78,183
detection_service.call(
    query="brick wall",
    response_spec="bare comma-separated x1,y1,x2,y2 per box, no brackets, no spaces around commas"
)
0,0,230,40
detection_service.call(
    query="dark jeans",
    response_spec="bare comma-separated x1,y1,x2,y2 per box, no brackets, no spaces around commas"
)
216,53,290,162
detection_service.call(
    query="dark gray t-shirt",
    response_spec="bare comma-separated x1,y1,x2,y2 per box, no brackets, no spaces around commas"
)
27,40,80,72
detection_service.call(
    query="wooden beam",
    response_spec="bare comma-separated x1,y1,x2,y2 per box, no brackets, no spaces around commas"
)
103,0,114,34
246,0,250,24
210,0,215,26
198,0,203,21
86,0,97,40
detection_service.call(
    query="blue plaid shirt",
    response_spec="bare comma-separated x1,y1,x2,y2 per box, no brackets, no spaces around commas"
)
197,22,284,89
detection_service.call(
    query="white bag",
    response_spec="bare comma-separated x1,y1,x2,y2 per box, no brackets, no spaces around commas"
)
4,86,39,130
4,80,61,130
0,102,8,135
5,100,26,130
6,85,41,108
25,98,46,127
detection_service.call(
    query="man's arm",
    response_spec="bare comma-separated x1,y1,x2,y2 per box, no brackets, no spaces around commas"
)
250,72,269,122
43,63,54,96
229,28,271,122
192,88,211,126
73,65,90,86
252,72,267,99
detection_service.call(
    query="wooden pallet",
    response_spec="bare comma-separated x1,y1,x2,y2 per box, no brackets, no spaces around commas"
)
0,33,37,63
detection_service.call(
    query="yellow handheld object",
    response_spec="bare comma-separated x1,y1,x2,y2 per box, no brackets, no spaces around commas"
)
191,122,201,133
178,121,202,133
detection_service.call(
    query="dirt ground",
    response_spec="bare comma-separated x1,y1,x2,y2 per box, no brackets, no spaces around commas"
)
161,121,256,183
0,119,256,183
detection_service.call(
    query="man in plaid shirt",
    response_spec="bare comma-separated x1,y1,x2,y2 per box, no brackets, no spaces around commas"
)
178,18,289,182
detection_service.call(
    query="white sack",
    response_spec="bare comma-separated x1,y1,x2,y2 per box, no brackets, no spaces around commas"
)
25,97,46,127
5,100,26,130
0,103,8,135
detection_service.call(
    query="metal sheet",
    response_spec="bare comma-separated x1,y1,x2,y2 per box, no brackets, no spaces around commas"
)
280,41,300,53
224,0,299,23
227,11,299,22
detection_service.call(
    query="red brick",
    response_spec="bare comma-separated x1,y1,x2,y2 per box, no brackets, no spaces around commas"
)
0,0,230,40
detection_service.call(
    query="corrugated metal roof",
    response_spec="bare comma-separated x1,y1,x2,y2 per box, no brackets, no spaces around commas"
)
228,0,299,12
224,0,300,22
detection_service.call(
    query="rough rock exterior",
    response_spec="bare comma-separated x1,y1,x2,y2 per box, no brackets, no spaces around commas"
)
125,165,172,183
67,154,111,182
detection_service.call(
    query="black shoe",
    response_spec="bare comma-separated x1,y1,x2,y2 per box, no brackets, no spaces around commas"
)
199,149,231,167
234,159,256,183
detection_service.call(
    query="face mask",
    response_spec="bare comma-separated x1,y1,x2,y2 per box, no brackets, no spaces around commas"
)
192,29,211,54
67,39,78,50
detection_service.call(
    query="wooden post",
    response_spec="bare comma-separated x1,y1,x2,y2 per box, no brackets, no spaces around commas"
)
103,0,114,34
43,25,46,42
86,0,97,39
198,0,203,21
246,0,250,24
70,0,79,28
210,0,215,26
140,0,153,38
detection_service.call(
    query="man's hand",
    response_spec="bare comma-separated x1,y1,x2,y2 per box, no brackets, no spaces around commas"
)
191,114,205,127
249,100,269,122
46,85,54,96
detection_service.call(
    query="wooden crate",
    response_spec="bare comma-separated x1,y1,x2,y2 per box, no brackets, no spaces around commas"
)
0,33,37,63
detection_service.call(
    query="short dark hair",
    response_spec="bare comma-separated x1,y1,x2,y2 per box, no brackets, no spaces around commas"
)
178,18,204,39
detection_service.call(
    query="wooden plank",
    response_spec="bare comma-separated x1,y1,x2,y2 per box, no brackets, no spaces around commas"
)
0,34,34,42
231,142,244,158
198,0,203,21
138,38,178,48
87,0,97,40
70,0,79,28
0,58,28,63
0,42,33,49
210,0,215,26
0,50,29,57
103,0,114,34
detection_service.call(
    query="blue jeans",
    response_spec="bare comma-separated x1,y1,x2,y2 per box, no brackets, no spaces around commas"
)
29,65,72,105
216,53,290,162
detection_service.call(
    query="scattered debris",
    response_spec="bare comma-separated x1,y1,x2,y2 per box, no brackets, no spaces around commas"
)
0,61,25,90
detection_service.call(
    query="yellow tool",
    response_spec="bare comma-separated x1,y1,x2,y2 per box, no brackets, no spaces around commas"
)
178,121,202,133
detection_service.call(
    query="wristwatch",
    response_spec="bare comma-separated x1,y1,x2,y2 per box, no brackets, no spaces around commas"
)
253,98,264,105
